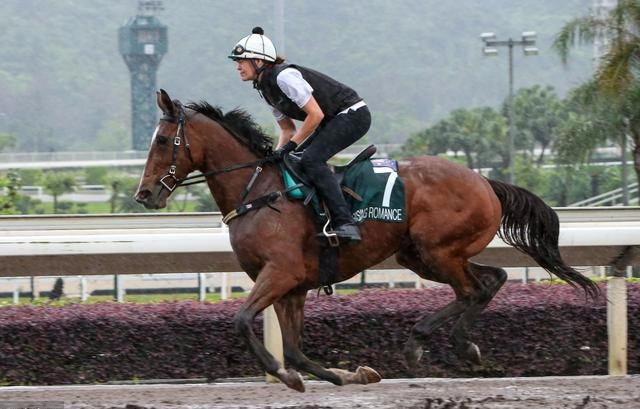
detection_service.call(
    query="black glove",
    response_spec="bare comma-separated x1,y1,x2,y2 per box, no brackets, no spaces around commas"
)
273,140,298,160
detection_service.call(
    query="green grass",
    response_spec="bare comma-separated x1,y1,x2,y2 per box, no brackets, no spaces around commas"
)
0,288,362,306
80,202,113,213
0,292,249,306
33,200,201,215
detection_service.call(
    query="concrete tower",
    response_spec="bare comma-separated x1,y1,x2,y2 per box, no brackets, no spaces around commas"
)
119,0,168,151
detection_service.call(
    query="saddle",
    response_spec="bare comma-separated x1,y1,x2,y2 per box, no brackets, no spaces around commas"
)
282,144,377,203
280,144,377,294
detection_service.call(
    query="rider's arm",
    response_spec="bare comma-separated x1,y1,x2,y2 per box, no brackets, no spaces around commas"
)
274,68,324,147
275,97,324,148
276,117,296,149
290,96,324,145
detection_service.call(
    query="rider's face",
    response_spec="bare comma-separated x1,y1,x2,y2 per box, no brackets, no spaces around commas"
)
235,59,263,81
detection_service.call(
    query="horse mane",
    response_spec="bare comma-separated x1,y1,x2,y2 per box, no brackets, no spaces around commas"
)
185,101,274,157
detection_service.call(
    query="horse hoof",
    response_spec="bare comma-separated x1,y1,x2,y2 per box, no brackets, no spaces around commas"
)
282,368,305,393
403,346,424,370
356,366,381,384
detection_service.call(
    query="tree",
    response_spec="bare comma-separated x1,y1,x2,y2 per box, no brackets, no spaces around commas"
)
0,172,20,214
43,172,77,214
17,169,43,186
0,132,16,152
511,85,566,165
105,174,149,213
84,167,108,185
554,0,640,189
193,185,219,212
104,174,138,213
400,106,508,171
554,81,621,163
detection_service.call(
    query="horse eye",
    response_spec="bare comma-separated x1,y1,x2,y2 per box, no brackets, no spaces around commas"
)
156,135,169,145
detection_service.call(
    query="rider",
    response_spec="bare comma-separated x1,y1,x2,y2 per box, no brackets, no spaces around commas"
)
228,27,371,241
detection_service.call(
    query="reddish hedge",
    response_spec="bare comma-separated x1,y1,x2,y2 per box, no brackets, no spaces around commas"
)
0,283,637,385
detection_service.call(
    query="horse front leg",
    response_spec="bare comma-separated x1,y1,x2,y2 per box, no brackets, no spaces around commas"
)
233,263,306,392
274,291,381,386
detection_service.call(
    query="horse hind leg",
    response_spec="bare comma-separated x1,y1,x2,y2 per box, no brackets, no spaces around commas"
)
450,262,507,365
274,291,381,386
396,245,508,369
395,247,470,370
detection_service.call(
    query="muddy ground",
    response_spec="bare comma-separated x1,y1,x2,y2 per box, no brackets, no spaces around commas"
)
0,375,637,409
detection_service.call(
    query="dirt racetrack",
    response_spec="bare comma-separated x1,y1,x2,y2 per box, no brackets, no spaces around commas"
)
0,375,637,409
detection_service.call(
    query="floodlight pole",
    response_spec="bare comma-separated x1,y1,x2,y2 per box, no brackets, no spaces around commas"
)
508,40,515,185
481,34,537,185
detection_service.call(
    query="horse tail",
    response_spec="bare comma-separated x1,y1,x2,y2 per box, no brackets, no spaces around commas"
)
487,178,601,300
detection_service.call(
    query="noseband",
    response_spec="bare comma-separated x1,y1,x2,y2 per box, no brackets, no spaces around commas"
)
159,103,194,192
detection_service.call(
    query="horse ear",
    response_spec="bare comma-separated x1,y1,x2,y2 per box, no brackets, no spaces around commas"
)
157,89,176,116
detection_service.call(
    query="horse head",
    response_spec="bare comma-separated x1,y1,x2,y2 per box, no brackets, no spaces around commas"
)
135,89,198,209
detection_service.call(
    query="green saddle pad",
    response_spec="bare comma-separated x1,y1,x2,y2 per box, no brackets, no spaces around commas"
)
282,168,306,199
281,158,405,224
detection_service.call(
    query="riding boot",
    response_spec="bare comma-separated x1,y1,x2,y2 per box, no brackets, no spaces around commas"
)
309,171,361,242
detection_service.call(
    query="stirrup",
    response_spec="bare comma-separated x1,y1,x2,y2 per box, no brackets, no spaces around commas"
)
322,218,340,247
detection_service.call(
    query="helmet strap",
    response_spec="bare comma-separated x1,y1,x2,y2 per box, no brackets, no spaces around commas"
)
251,60,272,90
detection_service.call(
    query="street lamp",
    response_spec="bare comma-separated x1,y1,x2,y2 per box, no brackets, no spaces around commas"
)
480,31,538,184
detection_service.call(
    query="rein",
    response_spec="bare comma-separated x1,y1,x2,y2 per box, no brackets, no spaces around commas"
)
159,103,302,225
159,103,269,191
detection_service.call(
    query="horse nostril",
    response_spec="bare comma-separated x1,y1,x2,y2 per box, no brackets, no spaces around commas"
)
135,190,151,203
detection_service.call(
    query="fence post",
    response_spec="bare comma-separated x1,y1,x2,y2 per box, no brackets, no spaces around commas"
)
198,273,207,301
79,276,88,302
608,274,627,376
220,272,229,300
263,305,284,383
114,274,125,303
607,246,634,376
12,287,19,305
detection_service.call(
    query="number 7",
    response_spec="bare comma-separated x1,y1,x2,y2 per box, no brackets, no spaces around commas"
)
373,167,398,207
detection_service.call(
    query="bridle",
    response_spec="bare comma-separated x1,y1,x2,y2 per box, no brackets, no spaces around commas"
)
158,102,194,192
155,102,301,224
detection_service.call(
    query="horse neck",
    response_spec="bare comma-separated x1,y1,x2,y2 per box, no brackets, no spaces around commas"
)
195,119,274,215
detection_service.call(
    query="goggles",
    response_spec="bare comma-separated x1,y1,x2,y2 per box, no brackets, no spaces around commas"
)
229,44,273,60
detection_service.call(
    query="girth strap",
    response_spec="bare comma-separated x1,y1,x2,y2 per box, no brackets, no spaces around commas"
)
222,183,304,224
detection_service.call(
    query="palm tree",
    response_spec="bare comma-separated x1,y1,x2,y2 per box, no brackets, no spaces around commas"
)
554,0,640,191
105,174,146,213
554,0,640,92
42,172,77,214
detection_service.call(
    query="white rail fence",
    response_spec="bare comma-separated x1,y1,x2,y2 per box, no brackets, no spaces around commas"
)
0,208,638,376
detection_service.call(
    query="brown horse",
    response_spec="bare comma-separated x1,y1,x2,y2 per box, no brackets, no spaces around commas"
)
136,90,599,392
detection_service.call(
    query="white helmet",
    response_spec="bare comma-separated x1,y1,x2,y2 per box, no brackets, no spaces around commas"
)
228,27,277,63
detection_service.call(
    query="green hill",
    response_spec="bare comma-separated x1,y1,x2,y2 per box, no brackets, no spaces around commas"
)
0,0,592,151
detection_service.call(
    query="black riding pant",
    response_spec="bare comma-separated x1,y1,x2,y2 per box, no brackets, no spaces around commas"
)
299,105,371,225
